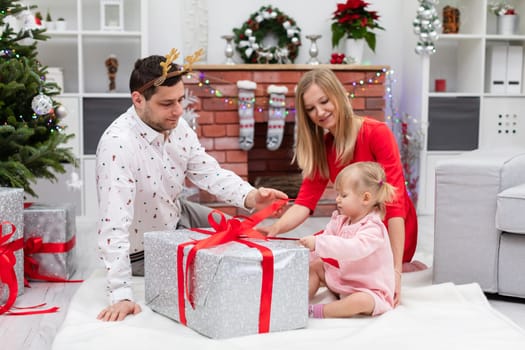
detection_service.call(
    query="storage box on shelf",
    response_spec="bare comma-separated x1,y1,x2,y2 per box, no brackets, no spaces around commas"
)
418,0,525,214
27,0,147,217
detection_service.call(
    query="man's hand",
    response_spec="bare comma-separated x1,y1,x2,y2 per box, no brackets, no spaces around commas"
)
97,299,141,322
245,187,288,212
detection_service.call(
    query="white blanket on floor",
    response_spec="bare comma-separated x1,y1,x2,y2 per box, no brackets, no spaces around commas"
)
52,269,525,350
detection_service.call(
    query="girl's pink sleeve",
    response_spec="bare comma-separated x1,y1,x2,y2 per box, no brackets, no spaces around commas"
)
315,222,385,262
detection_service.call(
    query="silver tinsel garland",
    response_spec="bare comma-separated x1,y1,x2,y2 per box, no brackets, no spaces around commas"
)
385,70,424,206
413,0,441,55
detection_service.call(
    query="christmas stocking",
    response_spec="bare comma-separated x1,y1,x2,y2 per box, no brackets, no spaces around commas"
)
266,85,288,151
236,80,257,151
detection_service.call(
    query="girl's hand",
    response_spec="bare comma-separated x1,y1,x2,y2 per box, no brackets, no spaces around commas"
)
299,235,316,251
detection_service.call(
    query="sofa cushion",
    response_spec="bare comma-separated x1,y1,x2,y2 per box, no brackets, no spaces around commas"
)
498,232,525,297
497,184,525,234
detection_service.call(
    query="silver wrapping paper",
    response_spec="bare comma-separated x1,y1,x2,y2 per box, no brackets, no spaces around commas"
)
0,187,24,301
144,229,309,339
23,203,77,280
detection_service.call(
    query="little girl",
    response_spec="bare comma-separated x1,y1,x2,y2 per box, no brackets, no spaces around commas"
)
299,161,397,318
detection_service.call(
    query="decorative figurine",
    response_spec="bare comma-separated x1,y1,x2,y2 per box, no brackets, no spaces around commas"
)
443,6,460,34
105,54,118,92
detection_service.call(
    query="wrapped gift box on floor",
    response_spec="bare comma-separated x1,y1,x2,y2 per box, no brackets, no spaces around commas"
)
144,229,309,339
23,203,77,281
0,187,25,304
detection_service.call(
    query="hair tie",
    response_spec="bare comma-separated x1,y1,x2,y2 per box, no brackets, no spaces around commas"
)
378,180,384,186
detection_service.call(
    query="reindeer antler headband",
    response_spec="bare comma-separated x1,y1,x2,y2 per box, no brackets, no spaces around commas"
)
136,48,204,94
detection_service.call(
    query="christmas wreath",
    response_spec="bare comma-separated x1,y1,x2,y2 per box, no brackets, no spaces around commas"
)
232,5,301,64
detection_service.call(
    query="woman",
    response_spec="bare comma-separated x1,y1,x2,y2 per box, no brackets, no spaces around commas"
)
258,68,422,305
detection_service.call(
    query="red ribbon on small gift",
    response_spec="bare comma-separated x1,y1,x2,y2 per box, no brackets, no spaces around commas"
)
176,199,288,334
1,221,60,316
24,235,83,283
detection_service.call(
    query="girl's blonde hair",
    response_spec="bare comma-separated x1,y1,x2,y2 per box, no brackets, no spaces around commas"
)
294,68,361,179
335,161,397,219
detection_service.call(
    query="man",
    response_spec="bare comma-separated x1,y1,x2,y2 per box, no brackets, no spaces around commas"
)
96,49,287,321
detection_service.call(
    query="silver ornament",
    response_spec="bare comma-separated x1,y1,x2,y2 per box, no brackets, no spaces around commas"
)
425,45,436,54
31,93,53,115
422,10,433,19
55,104,68,119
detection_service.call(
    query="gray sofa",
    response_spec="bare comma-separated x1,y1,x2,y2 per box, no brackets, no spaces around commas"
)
433,149,525,298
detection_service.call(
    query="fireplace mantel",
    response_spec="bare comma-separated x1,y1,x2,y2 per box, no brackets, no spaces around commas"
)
183,64,389,215
193,64,388,71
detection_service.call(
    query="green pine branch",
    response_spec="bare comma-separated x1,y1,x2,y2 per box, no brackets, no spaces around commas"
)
0,0,77,197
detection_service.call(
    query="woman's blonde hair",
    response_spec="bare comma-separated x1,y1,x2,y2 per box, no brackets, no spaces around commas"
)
335,161,397,219
294,68,361,179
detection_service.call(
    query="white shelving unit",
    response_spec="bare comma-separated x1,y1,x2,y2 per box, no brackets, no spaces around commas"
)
26,0,148,217
418,0,525,214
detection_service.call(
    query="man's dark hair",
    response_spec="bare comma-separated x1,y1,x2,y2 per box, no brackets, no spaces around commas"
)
129,55,184,100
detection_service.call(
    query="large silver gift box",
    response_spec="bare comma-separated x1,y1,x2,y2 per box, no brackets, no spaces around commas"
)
145,229,309,339
0,187,24,301
23,203,77,281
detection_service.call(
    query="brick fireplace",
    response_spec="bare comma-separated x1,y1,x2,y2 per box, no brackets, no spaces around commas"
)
183,64,388,216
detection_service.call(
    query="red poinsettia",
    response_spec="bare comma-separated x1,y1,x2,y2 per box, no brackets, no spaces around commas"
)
331,0,384,52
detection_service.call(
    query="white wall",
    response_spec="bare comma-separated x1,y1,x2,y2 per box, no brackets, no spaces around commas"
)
147,0,184,56
202,0,406,66
147,0,424,123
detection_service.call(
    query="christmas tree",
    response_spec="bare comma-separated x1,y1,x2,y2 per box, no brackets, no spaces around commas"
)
0,0,76,197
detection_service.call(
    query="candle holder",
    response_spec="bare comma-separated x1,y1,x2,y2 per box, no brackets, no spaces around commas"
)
221,35,235,65
306,34,322,64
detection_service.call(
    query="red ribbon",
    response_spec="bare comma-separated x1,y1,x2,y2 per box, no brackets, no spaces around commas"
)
24,235,83,283
176,199,288,334
0,221,23,315
0,221,61,316
3,302,60,316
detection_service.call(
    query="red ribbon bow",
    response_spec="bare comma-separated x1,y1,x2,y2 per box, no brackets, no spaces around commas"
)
0,221,23,315
23,235,82,283
1,221,61,316
176,199,288,334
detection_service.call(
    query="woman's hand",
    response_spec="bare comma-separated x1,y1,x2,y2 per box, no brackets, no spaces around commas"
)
257,204,311,237
257,222,281,237
394,270,401,306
